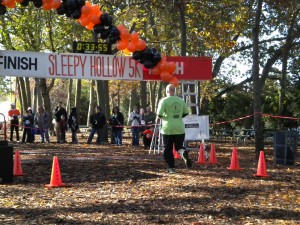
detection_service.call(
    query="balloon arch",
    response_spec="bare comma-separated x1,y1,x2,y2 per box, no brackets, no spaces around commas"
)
0,0,179,86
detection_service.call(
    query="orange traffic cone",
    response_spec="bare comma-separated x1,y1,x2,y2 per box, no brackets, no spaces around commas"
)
173,144,181,159
14,150,25,176
254,151,269,177
227,147,243,170
196,143,206,164
45,156,68,188
209,144,218,164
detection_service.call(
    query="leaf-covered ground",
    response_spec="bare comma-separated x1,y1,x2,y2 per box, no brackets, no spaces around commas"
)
0,134,299,225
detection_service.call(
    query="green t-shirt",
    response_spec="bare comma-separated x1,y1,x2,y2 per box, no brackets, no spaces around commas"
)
156,96,189,135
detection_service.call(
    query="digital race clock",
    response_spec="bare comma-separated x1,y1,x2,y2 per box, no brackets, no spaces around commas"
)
73,41,112,54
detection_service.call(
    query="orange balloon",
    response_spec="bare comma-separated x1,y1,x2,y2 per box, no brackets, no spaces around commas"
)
2,0,13,6
42,2,52,10
121,29,131,41
159,61,169,72
136,39,147,51
160,71,173,82
86,23,94,31
169,76,179,87
51,0,61,9
130,32,139,44
117,24,126,32
167,61,177,74
7,0,16,8
127,42,137,52
81,4,92,15
151,66,161,76
80,16,90,26
91,4,100,16
90,14,100,24
15,0,23,3
117,40,128,51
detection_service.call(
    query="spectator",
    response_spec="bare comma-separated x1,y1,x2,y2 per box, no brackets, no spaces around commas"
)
140,107,146,132
21,109,34,143
8,102,21,142
145,106,156,128
141,126,154,150
68,107,79,144
109,106,124,146
156,84,191,173
128,105,141,147
54,102,67,143
87,106,106,144
59,115,68,143
34,106,50,143
27,107,35,142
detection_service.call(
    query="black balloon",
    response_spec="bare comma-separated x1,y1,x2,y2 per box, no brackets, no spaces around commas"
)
144,60,155,69
71,9,81,19
108,36,120,45
20,0,30,6
153,52,162,63
110,26,120,38
56,4,66,15
33,0,42,8
132,51,142,61
143,47,154,60
93,24,106,34
100,13,113,26
0,5,6,15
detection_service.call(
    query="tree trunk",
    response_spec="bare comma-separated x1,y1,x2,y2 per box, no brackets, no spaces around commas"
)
149,81,157,111
16,78,23,115
140,81,147,109
66,79,73,114
87,80,95,126
75,79,82,124
25,78,31,107
39,78,55,131
18,77,28,112
252,0,264,159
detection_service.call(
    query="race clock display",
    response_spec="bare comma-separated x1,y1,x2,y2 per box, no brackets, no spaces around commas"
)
73,41,112,54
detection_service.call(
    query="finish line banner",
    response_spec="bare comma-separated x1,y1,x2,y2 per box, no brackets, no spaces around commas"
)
0,50,212,81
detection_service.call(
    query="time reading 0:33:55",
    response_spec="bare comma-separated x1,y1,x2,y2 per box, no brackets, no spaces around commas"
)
73,41,112,54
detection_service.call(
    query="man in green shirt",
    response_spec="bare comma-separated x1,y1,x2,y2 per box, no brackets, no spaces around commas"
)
156,84,192,173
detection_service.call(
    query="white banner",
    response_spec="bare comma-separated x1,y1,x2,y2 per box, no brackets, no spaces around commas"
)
0,50,143,81
183,115,210,140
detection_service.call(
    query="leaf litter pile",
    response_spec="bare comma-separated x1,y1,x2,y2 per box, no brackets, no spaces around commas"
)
0,134,299,225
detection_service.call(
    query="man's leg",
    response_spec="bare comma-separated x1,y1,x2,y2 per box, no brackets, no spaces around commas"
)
55,122,61,143
163,134,175,169
96,128,102,144
15,125,19,141
87,128,95,144
10,124,14,141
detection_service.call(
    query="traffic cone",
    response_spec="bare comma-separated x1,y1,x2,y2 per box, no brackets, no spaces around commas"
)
209,144,218,164
13,150,25,176
227,147,243,170
196,143,206,164
254,151,269,177
45,156,68,188
173,144,181,159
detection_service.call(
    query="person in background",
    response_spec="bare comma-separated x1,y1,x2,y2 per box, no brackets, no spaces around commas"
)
59,115,68,143
87,106,106,144
27,107,35,142
68,107,79,144
128,105,141,147
141,126,154,150
156,84,191,174
21,109,34,143
54,102,67,143
109,106,124,146
8,102,21,142
145,106,156,129
34,106,50,143
140,107,146,133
